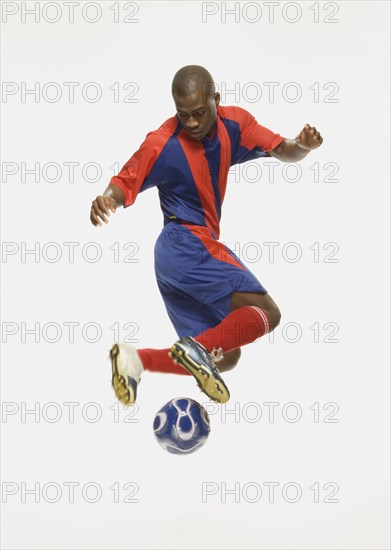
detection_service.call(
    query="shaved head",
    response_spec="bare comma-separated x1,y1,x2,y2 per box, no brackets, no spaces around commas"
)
171,65,216,100
172,65,220,141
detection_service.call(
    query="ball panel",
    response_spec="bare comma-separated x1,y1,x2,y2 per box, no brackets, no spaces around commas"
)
153,398,210,454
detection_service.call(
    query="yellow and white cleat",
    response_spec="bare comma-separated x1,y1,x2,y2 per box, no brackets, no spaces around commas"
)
110,343,143,405
169,336,230,403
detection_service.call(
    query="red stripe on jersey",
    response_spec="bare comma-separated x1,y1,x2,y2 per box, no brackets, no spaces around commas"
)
109,117,177,207
177,130,219,238
219,105,285,153
182,224,245,271
216,117,231,204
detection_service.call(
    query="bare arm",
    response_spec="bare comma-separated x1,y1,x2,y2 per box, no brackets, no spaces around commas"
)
90,184,125,226
269,124,323,162
103,184,125,207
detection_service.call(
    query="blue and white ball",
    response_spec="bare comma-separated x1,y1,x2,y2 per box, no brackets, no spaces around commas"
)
153,398,211,454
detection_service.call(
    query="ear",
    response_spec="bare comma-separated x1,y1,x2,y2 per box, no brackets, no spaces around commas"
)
214,92,220,108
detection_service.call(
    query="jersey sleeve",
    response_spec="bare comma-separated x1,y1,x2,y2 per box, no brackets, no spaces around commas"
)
109,131,166,207
229,106,285,165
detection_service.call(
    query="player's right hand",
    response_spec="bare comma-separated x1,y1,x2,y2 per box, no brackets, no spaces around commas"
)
90,195,117,226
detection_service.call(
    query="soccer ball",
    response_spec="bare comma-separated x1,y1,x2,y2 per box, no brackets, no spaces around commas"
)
153,397,211,454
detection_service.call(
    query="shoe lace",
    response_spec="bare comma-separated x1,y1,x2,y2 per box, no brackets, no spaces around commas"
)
210,347,224,363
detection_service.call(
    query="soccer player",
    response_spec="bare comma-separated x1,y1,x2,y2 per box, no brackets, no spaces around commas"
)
90,65,323,405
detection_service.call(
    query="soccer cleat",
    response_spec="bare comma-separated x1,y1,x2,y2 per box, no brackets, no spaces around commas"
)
169,336,230,403
110,343,142,405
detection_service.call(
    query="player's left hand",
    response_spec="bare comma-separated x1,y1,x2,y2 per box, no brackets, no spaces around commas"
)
295,124,323,150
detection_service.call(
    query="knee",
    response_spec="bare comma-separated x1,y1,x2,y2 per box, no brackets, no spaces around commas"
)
220,348,241,372
229,348,241,367
267,304,281,331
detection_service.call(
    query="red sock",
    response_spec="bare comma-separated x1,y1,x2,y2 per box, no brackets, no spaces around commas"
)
195,306,271,354
137,348,190,375
138,306,270,375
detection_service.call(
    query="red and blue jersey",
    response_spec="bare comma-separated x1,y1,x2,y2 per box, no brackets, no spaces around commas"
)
110,105,285,239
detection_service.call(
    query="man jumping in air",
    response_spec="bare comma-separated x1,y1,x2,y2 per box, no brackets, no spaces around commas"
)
90,65,323,405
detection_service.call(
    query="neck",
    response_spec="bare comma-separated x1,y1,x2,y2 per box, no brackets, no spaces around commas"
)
207,120,217,138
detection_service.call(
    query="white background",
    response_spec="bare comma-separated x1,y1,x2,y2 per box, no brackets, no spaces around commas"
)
1,1,390,549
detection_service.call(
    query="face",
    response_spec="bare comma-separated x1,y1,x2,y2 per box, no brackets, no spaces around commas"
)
174,89,220,141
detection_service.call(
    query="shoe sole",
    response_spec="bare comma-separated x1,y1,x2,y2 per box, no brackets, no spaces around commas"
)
169,343,230,404
110,344,136,405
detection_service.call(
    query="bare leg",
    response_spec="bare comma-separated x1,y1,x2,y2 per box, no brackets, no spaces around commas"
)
217,348,241,372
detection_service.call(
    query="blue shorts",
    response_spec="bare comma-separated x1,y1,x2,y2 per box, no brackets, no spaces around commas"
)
154,221,267,337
